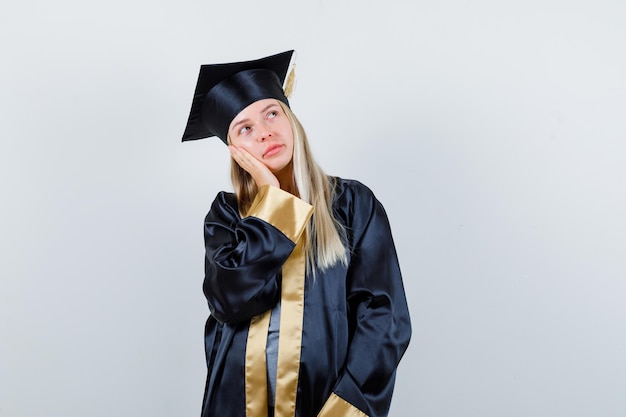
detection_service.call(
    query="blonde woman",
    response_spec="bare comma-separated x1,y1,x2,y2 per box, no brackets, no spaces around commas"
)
182,50,411,417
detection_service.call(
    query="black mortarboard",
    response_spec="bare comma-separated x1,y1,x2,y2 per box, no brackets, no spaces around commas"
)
181,50,295,144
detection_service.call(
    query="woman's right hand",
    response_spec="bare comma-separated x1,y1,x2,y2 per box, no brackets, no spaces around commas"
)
229,145,280,189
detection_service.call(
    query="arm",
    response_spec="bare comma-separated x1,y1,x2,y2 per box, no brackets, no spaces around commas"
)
203,185,313,325
319,189,411,417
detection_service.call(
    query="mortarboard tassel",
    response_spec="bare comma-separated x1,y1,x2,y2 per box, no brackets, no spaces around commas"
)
284,63,296,99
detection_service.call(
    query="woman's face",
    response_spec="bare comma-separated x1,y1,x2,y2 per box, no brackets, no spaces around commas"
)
228,98,294,174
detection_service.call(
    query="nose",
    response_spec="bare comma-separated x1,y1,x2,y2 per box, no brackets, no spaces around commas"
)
257,126,272,142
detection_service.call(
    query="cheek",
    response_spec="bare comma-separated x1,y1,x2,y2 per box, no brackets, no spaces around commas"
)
281,125,294,148
230,137,254,152
239,144,258,156
287,134,295,153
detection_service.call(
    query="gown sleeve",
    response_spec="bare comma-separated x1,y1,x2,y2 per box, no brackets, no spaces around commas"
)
318,185,412,417
203,185,313,325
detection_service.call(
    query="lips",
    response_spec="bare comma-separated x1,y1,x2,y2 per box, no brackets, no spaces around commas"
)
263,144,283,157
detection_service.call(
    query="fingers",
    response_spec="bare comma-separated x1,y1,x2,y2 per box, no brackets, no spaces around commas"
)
229,145,263,174
228,145,253,170
229,145,280,188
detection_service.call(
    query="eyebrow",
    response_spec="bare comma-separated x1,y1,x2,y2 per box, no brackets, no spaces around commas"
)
230,103,280,133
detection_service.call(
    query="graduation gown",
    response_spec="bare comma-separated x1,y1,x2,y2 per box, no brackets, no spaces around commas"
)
201,177,411,417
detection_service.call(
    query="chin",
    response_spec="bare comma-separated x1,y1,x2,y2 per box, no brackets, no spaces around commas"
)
267,159,290,172
269,163,290,174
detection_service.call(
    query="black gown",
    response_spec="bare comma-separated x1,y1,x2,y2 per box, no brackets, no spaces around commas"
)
201,177,411,417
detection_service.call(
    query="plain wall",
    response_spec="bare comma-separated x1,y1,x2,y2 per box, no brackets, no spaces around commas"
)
1,0,625,416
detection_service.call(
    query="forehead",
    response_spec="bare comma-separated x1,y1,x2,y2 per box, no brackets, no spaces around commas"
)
232,99,280,121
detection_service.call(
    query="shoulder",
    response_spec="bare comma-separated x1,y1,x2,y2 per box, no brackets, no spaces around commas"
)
331,176,382,216
331,177,396,249
330,177,388,235
204,191,240,224
211,191,238,208
332,177,377,204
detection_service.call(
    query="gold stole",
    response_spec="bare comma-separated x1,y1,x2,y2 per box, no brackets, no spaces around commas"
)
244,239,306,417
244,186,311,417
243,186,369,417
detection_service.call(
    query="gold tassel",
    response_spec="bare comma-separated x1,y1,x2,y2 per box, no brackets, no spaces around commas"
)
284,63,296,99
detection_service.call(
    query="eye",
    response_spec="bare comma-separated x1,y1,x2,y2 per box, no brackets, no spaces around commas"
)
239,126,251,135
267,110,277,119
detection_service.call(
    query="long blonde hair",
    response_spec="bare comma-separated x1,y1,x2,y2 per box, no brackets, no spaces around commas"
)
229,101,347,273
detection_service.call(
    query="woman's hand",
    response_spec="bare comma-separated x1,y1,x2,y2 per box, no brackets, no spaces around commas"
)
229,145,280,189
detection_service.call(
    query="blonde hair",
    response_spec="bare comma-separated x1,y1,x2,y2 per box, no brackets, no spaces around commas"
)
229,101,347,273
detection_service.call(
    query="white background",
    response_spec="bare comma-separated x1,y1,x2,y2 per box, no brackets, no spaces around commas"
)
1,1,625,416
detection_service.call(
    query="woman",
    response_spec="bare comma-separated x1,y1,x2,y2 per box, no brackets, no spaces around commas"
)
182,50,411,417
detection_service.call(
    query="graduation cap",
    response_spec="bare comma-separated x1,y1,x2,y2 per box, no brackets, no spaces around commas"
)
181,50,295,144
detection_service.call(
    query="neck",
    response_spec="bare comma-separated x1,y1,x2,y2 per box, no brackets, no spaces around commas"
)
275,162,297,196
